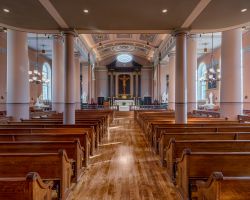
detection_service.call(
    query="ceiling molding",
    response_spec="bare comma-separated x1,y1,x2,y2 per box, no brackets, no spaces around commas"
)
181,0,212,28
38,0,69,29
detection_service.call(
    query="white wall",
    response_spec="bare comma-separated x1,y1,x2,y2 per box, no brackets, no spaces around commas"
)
160,63,168,97
81,65,89,100
95,68,108,98
141,67,153,98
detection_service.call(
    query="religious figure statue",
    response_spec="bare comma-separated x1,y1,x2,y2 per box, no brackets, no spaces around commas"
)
119,75,130,96
161,92,167,103
209,92,213,104
82,92,87,103
201,92,215,110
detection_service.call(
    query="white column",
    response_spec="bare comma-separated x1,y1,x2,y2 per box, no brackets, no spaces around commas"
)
187,36,197,113
175,32,187,123
52,35,64,113
168,54,175,110
7,30,29,121
64,32,75,124
88,64,92,103
243,36,250,110
91,67,95,102
158,64,161,101
75,52,81,110
220,28,243,120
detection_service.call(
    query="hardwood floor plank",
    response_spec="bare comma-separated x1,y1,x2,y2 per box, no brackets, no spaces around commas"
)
70,111,181,200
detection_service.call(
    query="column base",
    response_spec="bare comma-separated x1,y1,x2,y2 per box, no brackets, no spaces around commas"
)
75,102,81,110
175,103,187,123
187,102,197,114
64,103,75,124
168,102,175,110
0,103,6,113
52,103,64,113
7,103,29,121
220,102,243,120
243,102,250,111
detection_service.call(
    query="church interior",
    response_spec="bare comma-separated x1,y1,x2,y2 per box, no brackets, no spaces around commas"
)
1,0,250,199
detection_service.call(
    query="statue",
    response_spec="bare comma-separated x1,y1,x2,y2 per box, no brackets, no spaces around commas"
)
119,75,130,97
82,92,87,103
209,92,213,104
161,92,167,103
34,97,45,109
201,92,215,110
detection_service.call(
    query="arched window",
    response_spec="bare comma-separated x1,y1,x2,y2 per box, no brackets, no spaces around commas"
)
42,63,51,100
197,63,207,100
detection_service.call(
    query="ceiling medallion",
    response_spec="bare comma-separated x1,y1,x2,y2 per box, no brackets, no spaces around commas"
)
112,44,135,52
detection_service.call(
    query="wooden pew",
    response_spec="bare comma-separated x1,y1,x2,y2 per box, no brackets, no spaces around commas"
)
0,172,53,200
0,126,96,156
153,125,250,153
0,150,72,200
159,132,239,167
0,140,82,182
14,120,104,144
176,150,250,200
196,172,250,200
0,133,89,167
165,139,250,182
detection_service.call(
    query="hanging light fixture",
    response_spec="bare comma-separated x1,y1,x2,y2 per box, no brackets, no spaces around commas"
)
200,33,221,83
28,34,49,84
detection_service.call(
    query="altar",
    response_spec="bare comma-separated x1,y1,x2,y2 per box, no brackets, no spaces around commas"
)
114,99,135,111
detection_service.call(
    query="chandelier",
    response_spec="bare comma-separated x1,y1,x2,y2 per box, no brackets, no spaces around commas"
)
200,33,221,83
29,34,50,84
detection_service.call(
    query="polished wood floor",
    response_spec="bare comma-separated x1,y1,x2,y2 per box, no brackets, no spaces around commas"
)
69,111,181,200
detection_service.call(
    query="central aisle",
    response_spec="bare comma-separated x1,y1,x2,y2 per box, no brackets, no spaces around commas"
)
70,111,180,200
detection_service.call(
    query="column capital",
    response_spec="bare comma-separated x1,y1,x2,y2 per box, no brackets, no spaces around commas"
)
61,29,78,37
172,29,189,37
52,34,64,42
74,51,81,58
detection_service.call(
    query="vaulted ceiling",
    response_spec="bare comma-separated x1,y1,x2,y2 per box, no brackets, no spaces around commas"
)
80,34,168,62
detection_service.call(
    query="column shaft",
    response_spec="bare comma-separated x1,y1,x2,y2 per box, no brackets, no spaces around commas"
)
64,32,75,124
88,64,92,103
158,64,161,101
52,35,64,112
187,36,197,113
168,55,175,110
175,32,187,123
220,28,243,120
7,30,29,121
75,53,81,110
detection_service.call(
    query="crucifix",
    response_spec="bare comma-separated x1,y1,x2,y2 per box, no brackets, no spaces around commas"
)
119,75,130,95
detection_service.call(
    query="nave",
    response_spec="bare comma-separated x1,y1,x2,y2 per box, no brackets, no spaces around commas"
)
70,111,180,200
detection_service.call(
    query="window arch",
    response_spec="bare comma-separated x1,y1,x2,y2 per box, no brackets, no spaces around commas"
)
42,63,51,100
197,63,207,100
